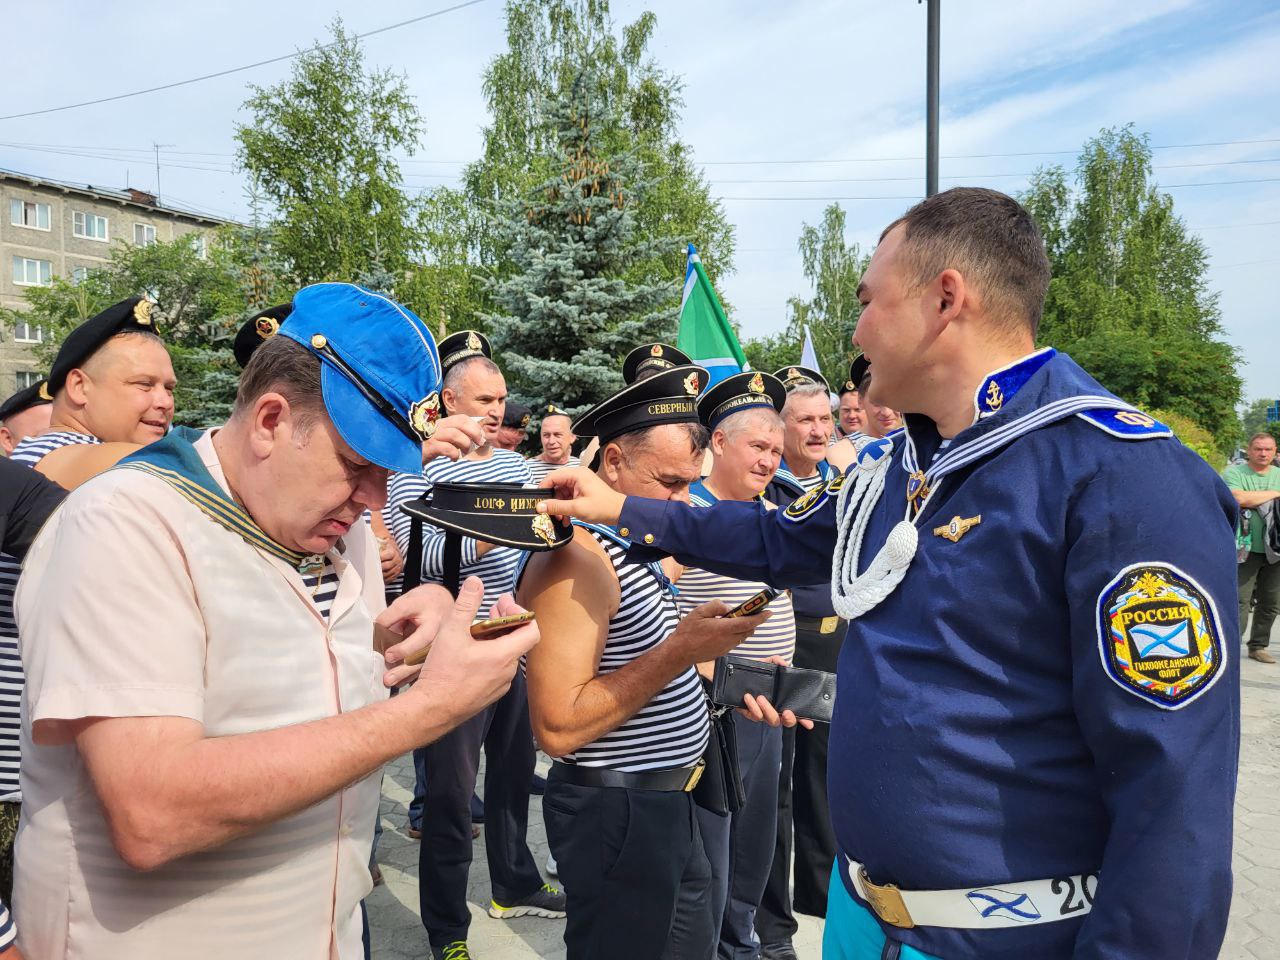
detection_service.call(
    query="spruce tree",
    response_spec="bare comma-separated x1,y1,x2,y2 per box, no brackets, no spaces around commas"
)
483,73,680,415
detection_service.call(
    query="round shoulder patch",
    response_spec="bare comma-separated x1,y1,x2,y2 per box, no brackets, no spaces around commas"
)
1096,563,1225,710
782,485,829,523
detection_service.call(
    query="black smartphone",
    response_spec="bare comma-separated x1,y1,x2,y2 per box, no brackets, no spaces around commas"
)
723,587,781,619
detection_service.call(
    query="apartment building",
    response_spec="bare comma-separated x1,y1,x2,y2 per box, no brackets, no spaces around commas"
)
0,169,231,393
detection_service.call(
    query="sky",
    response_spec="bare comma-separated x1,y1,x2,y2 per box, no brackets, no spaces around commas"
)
2,0,1276,402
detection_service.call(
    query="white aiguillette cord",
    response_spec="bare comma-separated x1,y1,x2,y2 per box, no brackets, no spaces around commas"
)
830,440,922,620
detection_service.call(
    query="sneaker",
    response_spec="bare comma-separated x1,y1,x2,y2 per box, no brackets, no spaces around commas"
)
545,852,558,878
488,883,567,919
1249,648,1276,664
760,941,798,960
431,942,471,960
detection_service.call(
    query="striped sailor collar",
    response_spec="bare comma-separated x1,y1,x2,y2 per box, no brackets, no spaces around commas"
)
114,428,325,572
901,351,1140,488
689,478,765,506
774,457,832,493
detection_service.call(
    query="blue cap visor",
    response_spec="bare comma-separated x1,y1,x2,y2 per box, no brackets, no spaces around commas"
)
320,363,421,474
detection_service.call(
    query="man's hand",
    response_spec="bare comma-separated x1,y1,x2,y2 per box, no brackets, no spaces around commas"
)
377,535,404,584
537,466,627,526
423,414,486,464
667,599,771,665
379,583,456,687
735,655,816,730
401,577,540,729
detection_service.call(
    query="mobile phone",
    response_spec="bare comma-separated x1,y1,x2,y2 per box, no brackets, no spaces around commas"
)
399,612,536,667
470,611,536,637
723,588,780,618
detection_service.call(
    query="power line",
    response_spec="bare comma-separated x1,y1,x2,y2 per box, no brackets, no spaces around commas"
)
0,0,491,122
714,177,1280,201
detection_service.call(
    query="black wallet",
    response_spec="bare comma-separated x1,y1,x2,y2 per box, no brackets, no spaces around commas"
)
709,655,837,723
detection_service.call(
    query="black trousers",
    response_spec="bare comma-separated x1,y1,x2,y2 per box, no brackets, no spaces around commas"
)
756,622,840,944
418,672,542,946
544,772,716,960
698,716,784,959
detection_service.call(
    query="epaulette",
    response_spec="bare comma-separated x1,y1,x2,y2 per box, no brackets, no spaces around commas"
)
851,434,895,468
1075,408,1173,440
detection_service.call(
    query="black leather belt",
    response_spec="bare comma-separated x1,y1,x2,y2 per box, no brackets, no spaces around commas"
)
794,614,846,635
549,759,705,792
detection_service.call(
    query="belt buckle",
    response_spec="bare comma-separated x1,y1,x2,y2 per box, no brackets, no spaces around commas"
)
820,616,840,634
683,760,705,793
859,867,915,929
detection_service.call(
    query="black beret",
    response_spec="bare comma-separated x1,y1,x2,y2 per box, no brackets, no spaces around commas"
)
47,297,158,395
622,343,693,384
697,371,786,429
574,364,709,443
438,330,492,376
839,356,870,396
772,365,829,392
502,403,532,430
233,303,293,369
0,381,52,420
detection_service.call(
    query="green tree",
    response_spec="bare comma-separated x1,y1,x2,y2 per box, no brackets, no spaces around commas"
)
0,234,247,426
1148,408,1225,471
741,330,802,377
467,0,734,286
784,203,869,385
236,19,425,286
1021,126,1242,450
482,73,680,413
397,187,486,338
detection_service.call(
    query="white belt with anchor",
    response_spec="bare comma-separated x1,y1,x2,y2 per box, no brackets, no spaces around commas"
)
848,857,1098,930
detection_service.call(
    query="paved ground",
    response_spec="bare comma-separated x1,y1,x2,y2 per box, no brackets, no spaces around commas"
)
368,621,1280,959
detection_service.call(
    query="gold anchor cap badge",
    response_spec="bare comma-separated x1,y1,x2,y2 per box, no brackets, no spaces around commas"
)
934,515,982,543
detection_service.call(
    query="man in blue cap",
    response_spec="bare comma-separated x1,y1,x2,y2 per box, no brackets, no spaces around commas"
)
537,188,1239,960
12,283,535,960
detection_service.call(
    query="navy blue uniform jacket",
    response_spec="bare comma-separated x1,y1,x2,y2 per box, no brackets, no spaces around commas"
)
618,351,1239,960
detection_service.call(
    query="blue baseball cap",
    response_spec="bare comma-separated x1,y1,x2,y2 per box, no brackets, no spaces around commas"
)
278,283,442,474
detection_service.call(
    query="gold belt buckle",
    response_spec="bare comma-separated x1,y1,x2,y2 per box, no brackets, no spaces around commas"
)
858,867,915,929
819,616,840,634
683,760,706,793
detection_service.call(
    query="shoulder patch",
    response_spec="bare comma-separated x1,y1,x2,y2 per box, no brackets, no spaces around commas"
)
1096,563,1225,710
1076,408,1172,440
852,435,894,470
782,485,829,523
826,472,848,495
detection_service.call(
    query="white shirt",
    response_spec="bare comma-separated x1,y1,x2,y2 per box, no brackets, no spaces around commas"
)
14,430,386,960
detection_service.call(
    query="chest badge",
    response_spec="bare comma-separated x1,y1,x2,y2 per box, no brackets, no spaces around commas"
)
933,515,981,542
907,471,931,516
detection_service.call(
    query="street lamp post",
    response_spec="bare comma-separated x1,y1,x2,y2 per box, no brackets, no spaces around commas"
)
924,0,940,197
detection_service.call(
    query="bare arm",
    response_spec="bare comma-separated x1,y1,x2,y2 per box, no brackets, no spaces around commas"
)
35,442,142,489
71,577,538,871
1232,488,1280,509
519,528,768,757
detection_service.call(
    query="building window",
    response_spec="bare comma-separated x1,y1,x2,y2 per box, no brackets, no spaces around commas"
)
11,256,52,287
9,198,51,231
12,320,43,344
133,223,156,246
73,210,109,241
192,234,208,259
70,265,89,284
14,371,41,391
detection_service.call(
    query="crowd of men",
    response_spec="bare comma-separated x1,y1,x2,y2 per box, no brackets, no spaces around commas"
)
0,186,1252,960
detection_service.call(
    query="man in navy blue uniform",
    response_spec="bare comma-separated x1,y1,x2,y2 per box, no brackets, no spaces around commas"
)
537,187,1240,960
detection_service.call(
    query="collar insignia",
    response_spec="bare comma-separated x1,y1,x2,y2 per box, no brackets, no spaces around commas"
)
984,380,1003,411
409,392,441,441
748,372,765,394
933,515,981,543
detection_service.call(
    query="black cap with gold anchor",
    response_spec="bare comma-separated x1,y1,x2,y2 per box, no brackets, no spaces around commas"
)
696,370,787,430
233,304,293,369
574,364,710,443
437,330,493,377
503,403,532,431
0,380,51,421
839,355,870,397
399,483,571,595
45,296,158,397
772,365,829,393
622,342,693,384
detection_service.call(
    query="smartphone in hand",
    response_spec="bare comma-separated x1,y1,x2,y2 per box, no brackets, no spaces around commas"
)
723,588,780,619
